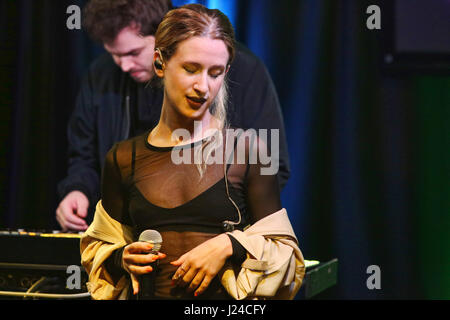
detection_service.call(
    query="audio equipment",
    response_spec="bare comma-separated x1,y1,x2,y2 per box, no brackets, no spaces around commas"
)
298,259,338,299
0,229,89,299
0,229,82,266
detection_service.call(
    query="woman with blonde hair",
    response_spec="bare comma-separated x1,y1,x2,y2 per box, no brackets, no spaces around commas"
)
81,4,304,300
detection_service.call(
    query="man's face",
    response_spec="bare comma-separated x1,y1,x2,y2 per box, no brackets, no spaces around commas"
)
104,25,155,83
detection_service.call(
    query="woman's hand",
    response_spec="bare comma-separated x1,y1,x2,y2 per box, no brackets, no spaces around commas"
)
122,242,166,295
170,233,233,297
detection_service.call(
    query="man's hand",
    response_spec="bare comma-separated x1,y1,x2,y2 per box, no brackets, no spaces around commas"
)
56,191,89,231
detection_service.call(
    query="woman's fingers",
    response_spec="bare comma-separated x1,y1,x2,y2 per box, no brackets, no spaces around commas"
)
187,271,205,293
170,253,186,267
172,265,212,297
124,252,160,265
194,275,212,297
126,241,153,253
122,241,167,284
156,252,167,259
171,264,189,284
127,264,154,275
170,256,187,283
124,242,166,263
169,234,231,295
178,267,197,288
130,274,139,295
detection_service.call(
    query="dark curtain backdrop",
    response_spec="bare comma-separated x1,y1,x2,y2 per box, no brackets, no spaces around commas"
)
1,0,449,299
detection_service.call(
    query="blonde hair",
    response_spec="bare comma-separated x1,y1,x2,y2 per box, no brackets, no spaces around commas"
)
193,78,229,178
154,4,235,178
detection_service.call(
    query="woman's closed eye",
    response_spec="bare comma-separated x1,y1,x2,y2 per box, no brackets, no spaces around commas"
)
183,65,198,74
209,70,224,79
183,64,224,79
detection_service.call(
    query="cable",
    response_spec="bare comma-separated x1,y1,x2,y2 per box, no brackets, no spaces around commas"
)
223,160,242,226
221,132,242,231
24,276,46,300
0,290,90,299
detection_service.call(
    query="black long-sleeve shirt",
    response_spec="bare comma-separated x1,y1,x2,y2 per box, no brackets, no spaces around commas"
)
101,128,282,288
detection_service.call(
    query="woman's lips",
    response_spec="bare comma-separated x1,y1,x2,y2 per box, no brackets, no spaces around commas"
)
186,96,207,109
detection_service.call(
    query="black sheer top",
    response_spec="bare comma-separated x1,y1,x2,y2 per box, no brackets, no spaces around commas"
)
102,128,281,234
101,128,281,298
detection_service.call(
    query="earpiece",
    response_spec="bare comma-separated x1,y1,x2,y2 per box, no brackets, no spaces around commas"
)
154,59,163,70
154,48,164,70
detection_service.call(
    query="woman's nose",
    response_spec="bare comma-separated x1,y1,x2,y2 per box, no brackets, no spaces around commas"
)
193,73,208,94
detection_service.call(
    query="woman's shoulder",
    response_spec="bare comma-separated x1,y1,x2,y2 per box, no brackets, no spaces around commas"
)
106,132,149,168
224,127,269,148
223,127,272,162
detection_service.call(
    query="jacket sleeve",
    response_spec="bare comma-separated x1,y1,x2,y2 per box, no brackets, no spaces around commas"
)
80,201,134,300
220,209,305,300
221,133,304,299
57,69,101,205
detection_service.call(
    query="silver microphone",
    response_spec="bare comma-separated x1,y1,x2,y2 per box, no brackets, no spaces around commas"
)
138,229,162,253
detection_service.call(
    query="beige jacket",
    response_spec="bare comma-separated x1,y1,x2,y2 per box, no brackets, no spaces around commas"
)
80,201,305,300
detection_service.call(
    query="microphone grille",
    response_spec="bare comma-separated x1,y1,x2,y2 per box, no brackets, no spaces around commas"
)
138,230,162,252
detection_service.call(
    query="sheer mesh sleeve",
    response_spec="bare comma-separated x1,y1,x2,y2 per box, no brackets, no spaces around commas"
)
231,129,282,224
245,166,282,223
224,129,282,266
101,143,132,226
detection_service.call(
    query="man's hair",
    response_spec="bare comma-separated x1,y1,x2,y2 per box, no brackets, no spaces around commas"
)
82,0,173,43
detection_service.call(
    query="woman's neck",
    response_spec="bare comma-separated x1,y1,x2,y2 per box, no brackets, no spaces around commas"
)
148,104,221,147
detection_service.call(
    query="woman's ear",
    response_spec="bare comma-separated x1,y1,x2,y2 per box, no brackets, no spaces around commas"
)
153,49,164,77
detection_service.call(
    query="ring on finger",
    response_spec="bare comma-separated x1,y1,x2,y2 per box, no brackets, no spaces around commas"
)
173,266,187,280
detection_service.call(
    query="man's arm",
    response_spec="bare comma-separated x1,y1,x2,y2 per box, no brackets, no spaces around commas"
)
228,47,290,189
56,69,100,230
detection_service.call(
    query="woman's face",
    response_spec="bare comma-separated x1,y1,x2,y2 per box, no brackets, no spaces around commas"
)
156,36,229,120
